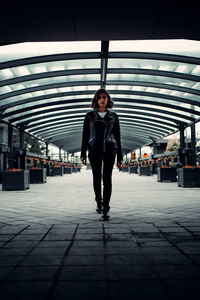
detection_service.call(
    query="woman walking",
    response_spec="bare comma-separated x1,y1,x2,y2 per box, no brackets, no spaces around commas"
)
80,88,123,220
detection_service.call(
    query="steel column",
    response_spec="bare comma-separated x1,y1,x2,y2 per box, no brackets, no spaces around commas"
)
191,122,196,166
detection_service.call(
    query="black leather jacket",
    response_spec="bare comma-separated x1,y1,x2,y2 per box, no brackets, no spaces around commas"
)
81,109,123,162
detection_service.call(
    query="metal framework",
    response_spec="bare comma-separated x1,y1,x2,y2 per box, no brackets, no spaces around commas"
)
0,40,200,154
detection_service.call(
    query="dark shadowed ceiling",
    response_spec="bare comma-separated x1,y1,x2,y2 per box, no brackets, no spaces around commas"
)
0,1,200,45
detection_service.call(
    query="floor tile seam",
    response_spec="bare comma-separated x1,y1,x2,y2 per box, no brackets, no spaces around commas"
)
130,229,143,247
177,222,200,241
0,226,57,282
45,224,80,300
1,225,30,248
152,223,199,267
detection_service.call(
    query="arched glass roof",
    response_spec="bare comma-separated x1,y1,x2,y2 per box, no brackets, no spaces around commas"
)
0,39,200,153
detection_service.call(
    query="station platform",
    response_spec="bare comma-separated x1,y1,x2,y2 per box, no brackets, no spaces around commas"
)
0,168,200,300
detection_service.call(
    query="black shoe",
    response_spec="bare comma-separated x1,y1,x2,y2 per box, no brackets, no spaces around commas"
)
96,205,102,214
102,211,110,221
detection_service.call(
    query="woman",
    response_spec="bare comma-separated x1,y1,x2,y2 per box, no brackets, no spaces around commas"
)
80,88,123,220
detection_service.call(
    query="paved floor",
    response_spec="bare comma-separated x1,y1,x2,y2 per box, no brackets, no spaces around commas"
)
0,168,200,300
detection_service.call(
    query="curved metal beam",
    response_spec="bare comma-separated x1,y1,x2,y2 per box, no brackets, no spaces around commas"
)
1,79,200,107
19,112,87,127
108,52,200,65
0,52,199,71
107,80,200,96
30,117,171,136
119,114,177,129
53,133,149,150
3,94,200,120
1,67,199,89
54,131,150,151
120,121,170,135
0,68,101,87
108,89,200,107
13,110,184,132
0,52,101,70
32,120,168,138
38,124,159,141
0,90,95,111
107,68,200,82
114,109,188,126
7,102,194,125
42,127,151,146
25,112,177,130
0,81,100,101
2,85,200,115
117,104,195,121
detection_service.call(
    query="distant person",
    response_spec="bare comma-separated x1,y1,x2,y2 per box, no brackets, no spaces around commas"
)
80,88,123,220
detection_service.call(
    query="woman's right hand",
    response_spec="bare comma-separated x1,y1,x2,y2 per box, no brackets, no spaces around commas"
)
81,157,87,165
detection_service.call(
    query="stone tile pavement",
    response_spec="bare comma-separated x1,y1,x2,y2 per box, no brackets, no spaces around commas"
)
0,168,200,299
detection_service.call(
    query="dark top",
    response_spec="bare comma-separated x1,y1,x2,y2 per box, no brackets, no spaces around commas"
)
81,109,123,162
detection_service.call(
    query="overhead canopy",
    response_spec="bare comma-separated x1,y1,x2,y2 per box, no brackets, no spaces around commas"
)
0,40,200,153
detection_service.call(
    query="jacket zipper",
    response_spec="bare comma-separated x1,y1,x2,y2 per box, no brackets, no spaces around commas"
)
95,120,107,152
89,137,94,143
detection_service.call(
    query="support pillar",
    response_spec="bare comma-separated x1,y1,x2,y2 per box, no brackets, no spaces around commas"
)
191,122,196,166
178,123,186,166
139,146,141,160
152,139,157,155
19,126,27,169
45,141,49,157
179,124,185,149
19,126,25,150
8,123,14,169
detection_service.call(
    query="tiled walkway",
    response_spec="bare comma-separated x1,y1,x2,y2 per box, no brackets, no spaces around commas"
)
0,168,200,300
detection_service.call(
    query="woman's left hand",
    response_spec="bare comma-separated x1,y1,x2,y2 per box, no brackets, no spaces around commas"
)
116,161,122,168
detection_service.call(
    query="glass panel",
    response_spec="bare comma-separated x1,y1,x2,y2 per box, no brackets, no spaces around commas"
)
109,40,200,58
108,59,197,74
114,109,190,124
10,108,91,125
0,86,99,107
0,41,101,63
119,115,173,126
31,119,84,133
107,72,196,86
27,112,86,128
0,74,100,95
0,59,101,80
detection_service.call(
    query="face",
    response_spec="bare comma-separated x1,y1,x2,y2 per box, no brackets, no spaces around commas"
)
97,93,108,108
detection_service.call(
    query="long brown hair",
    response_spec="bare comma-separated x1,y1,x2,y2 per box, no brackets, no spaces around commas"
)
90,88,114,109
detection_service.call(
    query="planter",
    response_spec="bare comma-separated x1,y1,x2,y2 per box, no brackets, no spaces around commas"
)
30,168,47,183
177,168,200,187
138,166,151,176
64,167,72,174
51,166,63,176
157,167,177,182
129,166,137,174
2,170,30,190
122,166,128,172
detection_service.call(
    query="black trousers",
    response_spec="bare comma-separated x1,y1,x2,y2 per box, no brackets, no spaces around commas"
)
88,151,116,212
